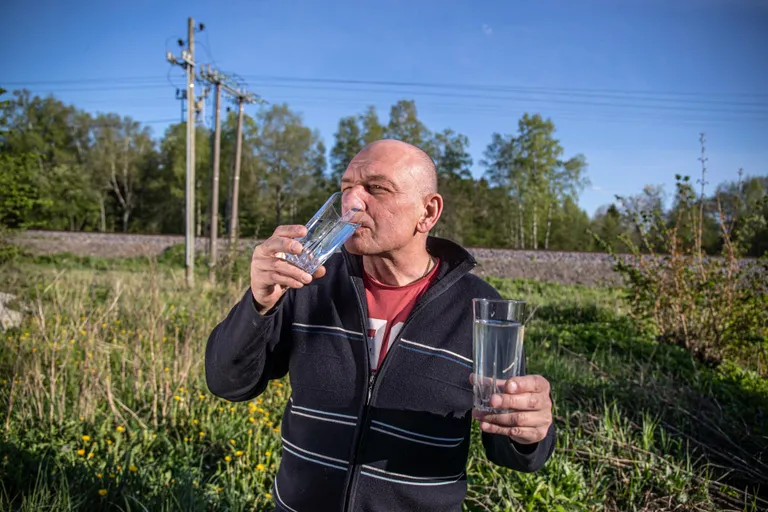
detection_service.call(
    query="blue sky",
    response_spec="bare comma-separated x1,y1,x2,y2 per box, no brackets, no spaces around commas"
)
2,0,767,216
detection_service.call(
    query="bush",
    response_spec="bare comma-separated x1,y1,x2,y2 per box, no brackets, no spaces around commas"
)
596,174,768,374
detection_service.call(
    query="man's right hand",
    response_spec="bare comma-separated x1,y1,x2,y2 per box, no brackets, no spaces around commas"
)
250,225,327,314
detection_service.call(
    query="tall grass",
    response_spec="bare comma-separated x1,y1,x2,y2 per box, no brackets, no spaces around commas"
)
0,264,765,511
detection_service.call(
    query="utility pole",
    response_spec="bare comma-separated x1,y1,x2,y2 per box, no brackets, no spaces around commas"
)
167,18,204,286
198,66,262,262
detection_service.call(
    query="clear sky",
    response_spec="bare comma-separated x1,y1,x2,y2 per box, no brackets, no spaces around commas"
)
2,0,767,216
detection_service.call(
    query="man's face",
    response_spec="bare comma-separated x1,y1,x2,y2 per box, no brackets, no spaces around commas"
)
340,144,427,256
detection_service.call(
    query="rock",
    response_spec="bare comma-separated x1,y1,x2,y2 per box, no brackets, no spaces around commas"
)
0,292,22,331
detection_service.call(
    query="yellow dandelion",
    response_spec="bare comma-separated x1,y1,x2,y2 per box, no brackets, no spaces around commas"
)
129,465,137,473
97,473,103,479
81,330,87,336
229,439,236,445
116,426,125,433
32,348,37,353
266,451,272,457
79,416,84,422
248,417,255,423
256,463,266,472
198,394,206,400
87,452,94,460
173,396,181,401
77,449,85,456
193,480,199,487
229,407,235,413
101,323,107,328
98,489,107,496
81,435,90,442
117,465,122,472
198,431,205,437
225,456,232,462
192,419,199,425
235,450,244,457
164,367,170,372
257,398,263,404
70,339,75,344
266,493,272,499
217,487,223,493
107,440,113,445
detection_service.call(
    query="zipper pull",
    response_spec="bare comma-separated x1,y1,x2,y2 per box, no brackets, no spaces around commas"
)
367,373,375,403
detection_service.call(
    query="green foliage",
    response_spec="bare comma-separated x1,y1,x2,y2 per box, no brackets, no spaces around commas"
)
0,266,765,511
596,173,768,375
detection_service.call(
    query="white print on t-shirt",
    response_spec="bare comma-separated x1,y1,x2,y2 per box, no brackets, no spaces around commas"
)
366,318,404,370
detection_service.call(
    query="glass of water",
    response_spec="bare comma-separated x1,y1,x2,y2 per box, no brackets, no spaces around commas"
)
282,192,363,275
472,298,526,413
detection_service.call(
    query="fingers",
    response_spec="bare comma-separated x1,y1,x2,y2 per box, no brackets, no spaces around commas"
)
475,422,550,444
253,257,313,289
504,375,550,395
260,236,303,258
312,266,326,279
488,391,548,412
472,409,551,429
272,225,307,239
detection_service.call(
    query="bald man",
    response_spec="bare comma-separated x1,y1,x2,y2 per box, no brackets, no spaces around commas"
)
205,139,556,512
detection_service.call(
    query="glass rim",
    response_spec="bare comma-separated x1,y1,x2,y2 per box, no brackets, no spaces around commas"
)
472,298,525,304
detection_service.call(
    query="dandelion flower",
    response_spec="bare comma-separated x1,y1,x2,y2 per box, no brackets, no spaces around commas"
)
235,451,244,457
97,473,103,479
129,465,138,473
87,452,94,460
217,487,223,493
225,456,232,462
198,394,206,400
81,435,91,442
193,481,199,487
107,440,113,445
256,463,266,472
192,419,199,425
98,489,107,496
173,395,181,401
248,417,255,423
199,431,205,437
116,426,125,433
164,367,170,373
77,449,85,456
266,451,272,457
265,493,272,499
229,439,236,445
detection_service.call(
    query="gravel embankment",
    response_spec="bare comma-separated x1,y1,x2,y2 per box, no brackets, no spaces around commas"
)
13,230,621,286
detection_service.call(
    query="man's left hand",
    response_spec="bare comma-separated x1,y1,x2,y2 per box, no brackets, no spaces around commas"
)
472,375,553,445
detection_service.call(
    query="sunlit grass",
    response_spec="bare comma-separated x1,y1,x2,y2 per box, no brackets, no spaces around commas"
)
0,263,764,511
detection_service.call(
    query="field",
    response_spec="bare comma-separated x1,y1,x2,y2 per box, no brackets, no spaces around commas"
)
0,255,766,512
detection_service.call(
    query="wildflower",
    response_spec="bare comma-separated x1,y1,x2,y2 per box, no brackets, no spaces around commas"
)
229,439,236,445
256,463,266,472
77,449,85,456
266,451,272,457
121,329,126,335
229,407,235,413
266,493,272,499
217,487,223,493
170,305,175,310
107,440,113,445
198,394,206,400
162,336,167,342
129,465,138,473
97,473,103,479
198,431,205,437
101,323,107,328
173,396,181,401
70,339,75,344
193,481,199,487
98,489,107,496
32,348,37,353
117,465,122,472
235,451,244,457
81,435,91,442
116,426,125,433
248,417,255,423
81,330,87,336
87,452,94,460
164,367,169,373
225,456,232,462
192,419,199,425
79,416,84,422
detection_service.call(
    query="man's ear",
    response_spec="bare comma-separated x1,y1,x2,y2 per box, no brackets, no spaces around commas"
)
416,193,443,234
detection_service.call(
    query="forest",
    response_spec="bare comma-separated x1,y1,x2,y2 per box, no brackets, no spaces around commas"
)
1,87,766,256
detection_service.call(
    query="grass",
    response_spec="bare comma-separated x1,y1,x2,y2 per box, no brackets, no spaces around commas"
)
0,257,765,511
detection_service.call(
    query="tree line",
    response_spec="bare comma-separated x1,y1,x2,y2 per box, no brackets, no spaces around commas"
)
1,88,766,256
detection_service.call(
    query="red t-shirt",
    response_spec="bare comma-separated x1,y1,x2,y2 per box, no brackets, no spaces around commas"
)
364,259,441,372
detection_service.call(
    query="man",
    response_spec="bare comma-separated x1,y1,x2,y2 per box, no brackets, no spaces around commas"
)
205,139,556,512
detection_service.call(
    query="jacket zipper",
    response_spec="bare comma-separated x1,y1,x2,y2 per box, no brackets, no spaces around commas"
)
342,279,455,512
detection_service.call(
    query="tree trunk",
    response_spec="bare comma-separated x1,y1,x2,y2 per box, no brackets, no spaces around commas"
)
122,210,129,233
544,203,552,250
532,206,538,250
196,194,202,237
99,196,107,232
275,185,283,227
517,202,525,249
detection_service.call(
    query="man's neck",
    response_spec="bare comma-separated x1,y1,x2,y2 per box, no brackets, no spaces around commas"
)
363,245,434,287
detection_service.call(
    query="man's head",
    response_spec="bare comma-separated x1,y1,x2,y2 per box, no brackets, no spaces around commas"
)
340,139,442,257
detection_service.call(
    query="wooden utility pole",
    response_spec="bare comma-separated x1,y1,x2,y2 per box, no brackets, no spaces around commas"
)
198,66,262,279
166,17,200,286
209,81,222,282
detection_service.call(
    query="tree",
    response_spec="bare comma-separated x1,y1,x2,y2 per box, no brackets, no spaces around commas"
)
429,129,473,243
385,100,430,146
359,106,385,145
330,116,363,183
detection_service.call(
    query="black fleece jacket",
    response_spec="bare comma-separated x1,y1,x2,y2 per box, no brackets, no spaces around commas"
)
205,236,556,512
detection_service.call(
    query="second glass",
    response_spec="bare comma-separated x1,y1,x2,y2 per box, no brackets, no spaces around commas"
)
472,298,526,413
282,192,363,275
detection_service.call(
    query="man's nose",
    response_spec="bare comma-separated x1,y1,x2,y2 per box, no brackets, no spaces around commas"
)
341,187,366,215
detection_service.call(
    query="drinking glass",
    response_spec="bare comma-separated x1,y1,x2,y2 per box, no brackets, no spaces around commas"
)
281,192,363,275
472,298,526,413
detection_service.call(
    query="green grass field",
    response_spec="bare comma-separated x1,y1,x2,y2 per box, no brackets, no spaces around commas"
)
0,258,766,511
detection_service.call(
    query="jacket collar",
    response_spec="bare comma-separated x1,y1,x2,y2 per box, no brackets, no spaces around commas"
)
341,236,477,284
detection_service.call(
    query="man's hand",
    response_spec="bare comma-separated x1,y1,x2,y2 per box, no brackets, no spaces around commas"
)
472,375,553,445
250,225,327,314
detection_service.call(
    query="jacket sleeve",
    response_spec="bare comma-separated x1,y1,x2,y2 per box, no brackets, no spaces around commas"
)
481,347,557,472
205,287,294,402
